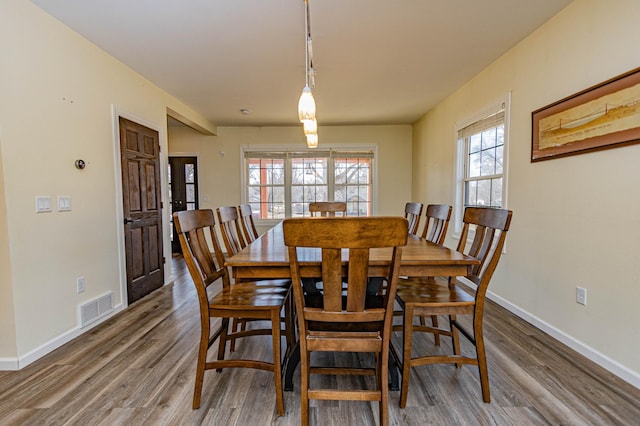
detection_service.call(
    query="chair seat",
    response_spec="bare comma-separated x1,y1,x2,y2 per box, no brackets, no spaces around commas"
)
396,277,475,307
210,281,290,310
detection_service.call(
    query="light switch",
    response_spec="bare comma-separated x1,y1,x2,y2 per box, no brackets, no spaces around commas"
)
35,196,52,213
57,196,72,212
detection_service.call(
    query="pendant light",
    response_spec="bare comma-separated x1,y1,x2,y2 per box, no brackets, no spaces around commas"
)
298,0,318,147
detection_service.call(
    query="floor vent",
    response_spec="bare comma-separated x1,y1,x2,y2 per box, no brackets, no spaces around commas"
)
80,292,113,328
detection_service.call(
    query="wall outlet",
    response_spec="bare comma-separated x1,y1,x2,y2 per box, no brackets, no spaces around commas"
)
77,276,85,294
576,286,587,306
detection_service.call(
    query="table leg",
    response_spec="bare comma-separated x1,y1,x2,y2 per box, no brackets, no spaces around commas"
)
389,355,399,391
284,341,300,391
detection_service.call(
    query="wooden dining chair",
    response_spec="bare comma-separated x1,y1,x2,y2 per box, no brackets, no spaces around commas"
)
238,203,260,244
173,209,292,415
308,201,347,217
216,205,247,252
392,207,512,407
283,216,408,426
217,205,293,352
417,203,452,344
404,202,424,235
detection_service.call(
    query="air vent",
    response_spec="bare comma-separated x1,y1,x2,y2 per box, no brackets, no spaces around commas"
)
80,292,113,328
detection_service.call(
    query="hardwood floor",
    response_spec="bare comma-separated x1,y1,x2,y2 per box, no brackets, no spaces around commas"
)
1,255,639,425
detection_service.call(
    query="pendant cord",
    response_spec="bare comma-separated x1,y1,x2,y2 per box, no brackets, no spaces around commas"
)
304,0,310,87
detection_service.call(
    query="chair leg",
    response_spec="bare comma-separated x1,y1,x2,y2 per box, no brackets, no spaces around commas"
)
271,310,285,416
474,318,491,403
380,345,389,426
193,318,211,409
449,315,462,368
400,305,414,408
230,318,239,352
419,315,441,345
216,318,230,372
300,348,311,426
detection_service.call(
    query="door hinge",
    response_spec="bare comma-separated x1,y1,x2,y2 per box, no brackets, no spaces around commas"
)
161,201,164,209
163,256,166,264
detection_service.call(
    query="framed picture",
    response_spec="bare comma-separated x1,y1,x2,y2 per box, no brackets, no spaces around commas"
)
531,67,640,162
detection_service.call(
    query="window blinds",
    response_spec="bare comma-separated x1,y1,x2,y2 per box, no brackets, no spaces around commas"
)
244,149,374,159
458,109,505,139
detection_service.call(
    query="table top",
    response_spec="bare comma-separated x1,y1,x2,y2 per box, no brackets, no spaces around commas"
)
226,221,479,279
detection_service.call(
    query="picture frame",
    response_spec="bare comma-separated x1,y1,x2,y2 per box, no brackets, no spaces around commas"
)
531,67,640,162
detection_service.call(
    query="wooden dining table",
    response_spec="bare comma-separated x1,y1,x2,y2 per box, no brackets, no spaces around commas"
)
225,220,479,391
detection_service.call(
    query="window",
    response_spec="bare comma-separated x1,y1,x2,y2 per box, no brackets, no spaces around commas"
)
454,95,509,233
244,149,374,219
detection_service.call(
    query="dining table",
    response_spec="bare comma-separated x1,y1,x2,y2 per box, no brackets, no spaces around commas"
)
225,219,480,391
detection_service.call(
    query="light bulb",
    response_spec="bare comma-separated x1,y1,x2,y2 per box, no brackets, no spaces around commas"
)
298,86,316,122
303,119,317,135
306,133,318,148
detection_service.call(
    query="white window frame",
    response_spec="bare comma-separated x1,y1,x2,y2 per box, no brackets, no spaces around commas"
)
453,93,510,239
241,144,378,227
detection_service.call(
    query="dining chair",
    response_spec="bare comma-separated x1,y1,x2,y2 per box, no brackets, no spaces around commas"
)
404,202,424,235
173,209,292,415
392,207,512,407
217,205,293,352
238,203,260,244
216,205,247,252
417,203,452,344
308,201,347,217
283,216,408,426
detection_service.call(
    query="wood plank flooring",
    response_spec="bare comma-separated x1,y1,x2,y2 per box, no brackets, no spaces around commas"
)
1,255,639,425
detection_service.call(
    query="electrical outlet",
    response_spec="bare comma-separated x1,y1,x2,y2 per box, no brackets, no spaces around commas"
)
576,286,587,306
77,276,85,294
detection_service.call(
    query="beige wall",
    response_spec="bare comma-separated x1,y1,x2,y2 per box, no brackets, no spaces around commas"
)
168,125,413,234
0,0,214,365
413,0,640,384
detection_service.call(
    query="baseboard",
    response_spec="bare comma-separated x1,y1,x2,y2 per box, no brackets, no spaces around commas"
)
0,358,19,370
487,289,640,390
12,303,124,370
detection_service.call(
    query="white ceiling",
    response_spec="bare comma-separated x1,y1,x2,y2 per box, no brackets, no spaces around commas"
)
33,0,572,127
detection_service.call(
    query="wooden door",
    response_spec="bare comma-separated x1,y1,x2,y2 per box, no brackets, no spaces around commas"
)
119,117,164,304
168,156,198,253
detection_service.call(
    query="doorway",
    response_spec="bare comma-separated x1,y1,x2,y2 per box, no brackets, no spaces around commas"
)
119,117,164,304
168,156,199,253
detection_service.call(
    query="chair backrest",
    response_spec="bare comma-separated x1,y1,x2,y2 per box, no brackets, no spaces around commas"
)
404,202,424,235
173,210,229,310
421,204,452,244
284,217,408,328
238,204,259,244
309,201,347,217
216,206,246,255
457,207,512,298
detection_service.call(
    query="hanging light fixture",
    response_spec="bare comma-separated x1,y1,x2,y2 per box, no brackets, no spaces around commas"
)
298,0,318,148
